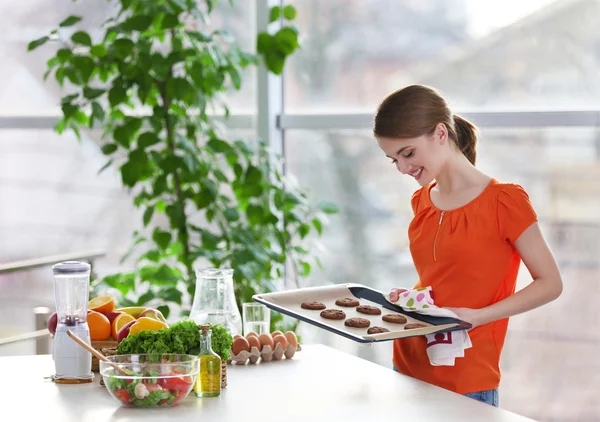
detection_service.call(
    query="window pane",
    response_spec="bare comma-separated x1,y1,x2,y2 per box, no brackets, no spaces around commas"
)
0,0,255,115
285,127,600,421
285,0,600,112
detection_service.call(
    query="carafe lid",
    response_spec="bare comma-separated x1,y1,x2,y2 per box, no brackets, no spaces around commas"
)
52,261,91,275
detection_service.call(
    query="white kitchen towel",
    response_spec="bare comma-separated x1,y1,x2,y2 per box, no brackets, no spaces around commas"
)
384,287,472,366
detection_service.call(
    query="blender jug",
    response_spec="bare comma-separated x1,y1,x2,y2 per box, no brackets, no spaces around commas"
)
189,268,242,336
52,261,94,383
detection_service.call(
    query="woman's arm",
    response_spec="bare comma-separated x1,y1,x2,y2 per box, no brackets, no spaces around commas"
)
447,222,563,328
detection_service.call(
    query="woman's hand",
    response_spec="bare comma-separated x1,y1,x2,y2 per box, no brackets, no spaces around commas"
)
444,307,484,328
389,288,409,302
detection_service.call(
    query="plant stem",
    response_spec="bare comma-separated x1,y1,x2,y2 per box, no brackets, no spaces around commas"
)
159,71,194,282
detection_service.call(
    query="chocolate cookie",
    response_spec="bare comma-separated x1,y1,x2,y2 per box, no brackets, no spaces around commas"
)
367,326,390,334
382,313,407,324
344,317,370,328
404,323,427,329
320,309,346,320
301,301,326,310
356,305,381,315
335,297,360,307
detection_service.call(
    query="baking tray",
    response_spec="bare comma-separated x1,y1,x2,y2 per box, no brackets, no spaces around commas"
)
253,283,472,343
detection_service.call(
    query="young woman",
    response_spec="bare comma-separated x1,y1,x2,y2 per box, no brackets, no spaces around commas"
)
373,85,563,406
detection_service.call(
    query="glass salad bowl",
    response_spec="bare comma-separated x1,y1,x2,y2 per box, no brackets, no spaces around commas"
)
99,354,199,408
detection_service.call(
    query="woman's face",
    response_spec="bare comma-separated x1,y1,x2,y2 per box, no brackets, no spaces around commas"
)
376,123,449,186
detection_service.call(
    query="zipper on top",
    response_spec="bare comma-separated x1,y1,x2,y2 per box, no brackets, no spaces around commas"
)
433,211,445,262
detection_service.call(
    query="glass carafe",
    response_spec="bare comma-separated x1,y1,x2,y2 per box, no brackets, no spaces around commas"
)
189,268,242,336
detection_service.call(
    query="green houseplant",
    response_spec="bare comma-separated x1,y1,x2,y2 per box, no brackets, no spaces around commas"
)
29,0,338,331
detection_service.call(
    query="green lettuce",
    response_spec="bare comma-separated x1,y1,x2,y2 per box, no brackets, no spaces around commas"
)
116,319,233,360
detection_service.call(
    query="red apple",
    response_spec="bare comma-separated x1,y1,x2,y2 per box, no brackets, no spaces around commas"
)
116,319,137,343
138,309,166,323
104,311,125,325
47,312,58,336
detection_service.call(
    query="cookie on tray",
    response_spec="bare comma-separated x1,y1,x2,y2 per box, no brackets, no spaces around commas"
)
382,314,407,324
320,309,346,320
335,297,360,307
356,305,382,315
301,301,326,310
367,326,390,334
404,323,427,330
344,317,370,328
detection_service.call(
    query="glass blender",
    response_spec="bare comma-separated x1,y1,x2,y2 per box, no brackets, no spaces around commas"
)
51,261,94,384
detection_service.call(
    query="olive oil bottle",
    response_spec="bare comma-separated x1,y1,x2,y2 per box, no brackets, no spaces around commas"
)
193,324,221,397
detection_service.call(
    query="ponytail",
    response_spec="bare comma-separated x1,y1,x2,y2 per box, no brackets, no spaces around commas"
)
452,114,478,165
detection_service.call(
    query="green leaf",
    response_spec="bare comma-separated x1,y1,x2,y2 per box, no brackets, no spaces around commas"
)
120,149,152,187
201,230,220,249
71,31,92,46
156,200,167,213
256,33,272,54
27,36,49,51
269,6,281,23
274,27,299,55
72,56,95,84
56,48,72,63
61,103,79,120
318,201,340,214
137,291,156,306
152,229,172,250
90,44,108,58
263,51,285,75
207,138,232,154
224,207,239,222
138,132,160,148
122,15,153,32
227,65,241,90
161,14,179,30
156,305,170,319
158,288,182,305
283,5,297,20
108,86,127,107
83,87,104,100
246,204,263,225
301,261,310,276
112,39,134,58
91,101,105,125
101,143,118,155
312,218,322,235
143,206,154,226
98,159,113,174
153,175,168,195
298,224,310,239
166,204,186,229
59,15,82,27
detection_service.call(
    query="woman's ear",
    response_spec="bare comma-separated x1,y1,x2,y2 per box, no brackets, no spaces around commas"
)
436,122,448,145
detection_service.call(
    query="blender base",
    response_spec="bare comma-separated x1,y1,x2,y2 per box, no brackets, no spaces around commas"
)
54,377,94,384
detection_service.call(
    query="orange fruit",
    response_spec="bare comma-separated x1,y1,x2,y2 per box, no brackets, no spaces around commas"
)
88,310,111,341
128,317,168,336
88,295,115,315
111,313,136,340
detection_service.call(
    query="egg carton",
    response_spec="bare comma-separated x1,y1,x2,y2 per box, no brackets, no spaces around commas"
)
230,342,302,364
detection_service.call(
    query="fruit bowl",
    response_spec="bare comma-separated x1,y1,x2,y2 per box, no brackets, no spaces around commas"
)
99,354,199,408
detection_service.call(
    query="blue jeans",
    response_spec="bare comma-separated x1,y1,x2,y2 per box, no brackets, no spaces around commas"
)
463,388,499,407
392,365,499,407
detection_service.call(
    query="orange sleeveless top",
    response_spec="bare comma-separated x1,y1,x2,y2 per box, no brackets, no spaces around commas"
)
392,178,538,394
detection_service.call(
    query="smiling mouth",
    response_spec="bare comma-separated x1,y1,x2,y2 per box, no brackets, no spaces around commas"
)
409,167,423,179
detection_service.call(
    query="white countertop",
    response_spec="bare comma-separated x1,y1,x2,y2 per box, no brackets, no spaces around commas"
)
2,344,536,422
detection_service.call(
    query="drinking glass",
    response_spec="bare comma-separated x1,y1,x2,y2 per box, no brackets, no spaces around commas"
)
242,302,270,336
